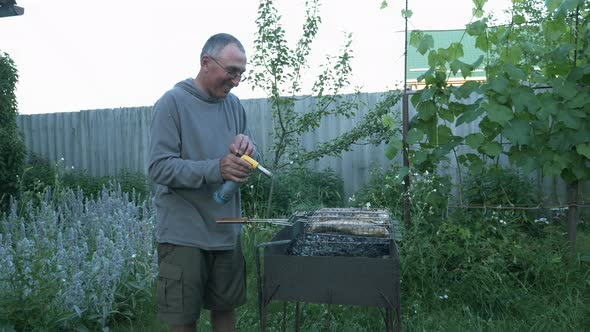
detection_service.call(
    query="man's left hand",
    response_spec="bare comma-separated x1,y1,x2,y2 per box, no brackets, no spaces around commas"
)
230,134,255,156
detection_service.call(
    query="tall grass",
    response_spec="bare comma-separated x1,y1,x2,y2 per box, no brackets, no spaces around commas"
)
3,163,589,331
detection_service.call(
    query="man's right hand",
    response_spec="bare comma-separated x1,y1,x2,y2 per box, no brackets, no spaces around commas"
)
220,154,253,183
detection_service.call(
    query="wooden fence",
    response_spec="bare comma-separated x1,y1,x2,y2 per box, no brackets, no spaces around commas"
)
15,91,587,202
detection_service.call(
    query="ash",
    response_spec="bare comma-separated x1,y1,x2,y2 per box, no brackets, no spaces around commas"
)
287,233,390,258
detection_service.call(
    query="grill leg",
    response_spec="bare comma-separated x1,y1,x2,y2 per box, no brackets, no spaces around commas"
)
295,302,301,332
385,308,393,332
282,302,287,332
261,302,267,332
395,305,402,332
326,304,331,332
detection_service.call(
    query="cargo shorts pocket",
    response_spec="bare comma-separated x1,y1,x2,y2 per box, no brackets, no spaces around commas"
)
157,262,183,313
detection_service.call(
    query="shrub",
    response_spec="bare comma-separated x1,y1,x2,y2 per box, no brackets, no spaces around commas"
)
353,165,451,222
241,166,344,218
462,164,544,232
463,164,541,207
399,210,590,324
0,184,157,331
61,168,149,202
20,153,56,192
0,52,25,211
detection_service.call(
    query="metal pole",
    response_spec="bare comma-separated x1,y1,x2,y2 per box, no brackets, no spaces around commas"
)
403,0,412,229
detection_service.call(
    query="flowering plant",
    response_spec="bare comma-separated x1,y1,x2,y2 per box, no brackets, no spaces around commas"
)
0,184,157,331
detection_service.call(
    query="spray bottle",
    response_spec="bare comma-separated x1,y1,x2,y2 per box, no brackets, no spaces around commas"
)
213,155,272,205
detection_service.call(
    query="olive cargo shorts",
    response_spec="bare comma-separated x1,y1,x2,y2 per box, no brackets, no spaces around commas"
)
157,240,247,325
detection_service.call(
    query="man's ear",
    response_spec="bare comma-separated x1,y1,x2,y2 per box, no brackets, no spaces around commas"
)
200,55,209,70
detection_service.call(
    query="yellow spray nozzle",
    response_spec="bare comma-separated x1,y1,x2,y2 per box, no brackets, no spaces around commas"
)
240,155,273,177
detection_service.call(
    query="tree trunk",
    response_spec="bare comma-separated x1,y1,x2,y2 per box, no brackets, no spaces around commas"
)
567,180,579,256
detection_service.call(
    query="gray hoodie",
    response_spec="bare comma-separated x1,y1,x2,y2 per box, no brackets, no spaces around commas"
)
148,78,254,250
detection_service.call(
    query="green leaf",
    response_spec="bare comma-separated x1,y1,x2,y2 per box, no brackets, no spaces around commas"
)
487,102,514,125
471,55,484,69
418,34,434,55
489,76,510,94
500,45,522,64
417,100,437,120
545,0,561,13
385,137,402,160
450,59,461,75
459,62,474,78
397,166,410,184
512,14,526,24
382,114,395,129
406,128,424,145
466,20,488,36
543,161,562,177
557,109,582,129
448,43,464,61
436,125,454,145
410,31,423,49
543,17,567,42
410,149,429,167
456,104,484,126
416,67,434,84
419,87,435,102
401,9,413,18
558,0,582,13
472,0,487,18
509,146,539,173
475,34,489,52
439,106,455,122
454,81,480,99
503,64,527,81
465,133,485,149
576,143,590,159
380,0,388,9
502,119,531,145
537,94,559,120
481,141,503,157
511,86,540,113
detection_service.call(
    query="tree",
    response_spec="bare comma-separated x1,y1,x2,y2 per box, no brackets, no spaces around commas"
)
0,51,25,212
387,0,590,253
251,0,401,217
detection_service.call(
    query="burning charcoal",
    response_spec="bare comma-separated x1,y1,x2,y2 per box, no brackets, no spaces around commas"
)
287,233,390,258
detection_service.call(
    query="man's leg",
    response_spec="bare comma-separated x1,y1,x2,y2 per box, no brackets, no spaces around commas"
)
211,309,236,332
157,243,209,331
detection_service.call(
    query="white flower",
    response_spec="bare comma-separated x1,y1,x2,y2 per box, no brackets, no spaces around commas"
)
500,220,507,225
365,202,371,209
534,217,549,224
60,157,65,161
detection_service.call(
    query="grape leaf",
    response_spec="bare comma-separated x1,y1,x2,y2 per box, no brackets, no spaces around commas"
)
576,143,590,159
465,133,485,149
502,119,531,145
487,102,514,125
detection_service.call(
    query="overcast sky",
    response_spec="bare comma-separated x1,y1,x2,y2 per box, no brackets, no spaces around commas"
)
1,0,511,114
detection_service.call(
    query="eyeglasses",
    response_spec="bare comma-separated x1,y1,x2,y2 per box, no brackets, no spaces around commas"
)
208,55,247,82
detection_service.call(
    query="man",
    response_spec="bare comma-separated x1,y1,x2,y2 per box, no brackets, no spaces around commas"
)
148,33,257,332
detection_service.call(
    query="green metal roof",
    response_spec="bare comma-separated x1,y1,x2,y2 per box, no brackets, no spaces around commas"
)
406,29,486,80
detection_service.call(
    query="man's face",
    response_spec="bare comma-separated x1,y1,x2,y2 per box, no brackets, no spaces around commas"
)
203,43,247,98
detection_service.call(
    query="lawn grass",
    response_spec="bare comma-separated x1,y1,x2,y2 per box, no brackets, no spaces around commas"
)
113,224,590,332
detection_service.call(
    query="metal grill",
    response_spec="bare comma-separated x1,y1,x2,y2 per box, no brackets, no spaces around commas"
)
256,208,401,332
